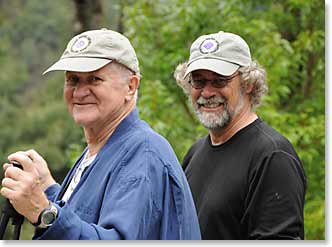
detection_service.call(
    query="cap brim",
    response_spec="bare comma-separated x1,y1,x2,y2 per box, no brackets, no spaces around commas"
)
43,57,112,75
184,58,239,77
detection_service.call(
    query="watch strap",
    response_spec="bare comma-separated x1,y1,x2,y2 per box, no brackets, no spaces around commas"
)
32,201,50,227
32,201,58,228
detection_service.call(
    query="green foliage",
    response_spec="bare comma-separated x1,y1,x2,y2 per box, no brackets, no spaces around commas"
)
0,0,325,240
304,199,325,240
0,0,83,169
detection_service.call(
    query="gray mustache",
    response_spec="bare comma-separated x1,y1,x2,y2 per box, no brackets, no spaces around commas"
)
196,96,225,105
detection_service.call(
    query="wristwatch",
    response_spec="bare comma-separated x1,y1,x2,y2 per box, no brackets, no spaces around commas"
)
33,201,58,228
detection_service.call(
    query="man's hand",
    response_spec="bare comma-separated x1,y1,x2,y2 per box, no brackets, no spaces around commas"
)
24,149,56,191
0,150,56,223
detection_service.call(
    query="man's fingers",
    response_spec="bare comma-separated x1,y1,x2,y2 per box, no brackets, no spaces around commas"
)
3,162,13,171
8,151,34,172
0,186,15,200
4,166,24,181
25,149,44,163
1,177,19,190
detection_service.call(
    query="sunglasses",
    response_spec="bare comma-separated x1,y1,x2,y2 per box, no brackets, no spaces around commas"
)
189,72,239,89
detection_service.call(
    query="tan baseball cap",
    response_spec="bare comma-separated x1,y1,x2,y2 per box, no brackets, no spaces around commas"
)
184,31,251,77
43,28,140,74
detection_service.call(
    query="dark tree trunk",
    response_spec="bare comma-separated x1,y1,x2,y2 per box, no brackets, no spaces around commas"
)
73,0,103,34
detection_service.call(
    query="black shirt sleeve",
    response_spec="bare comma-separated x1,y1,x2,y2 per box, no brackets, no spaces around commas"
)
242,150,306,239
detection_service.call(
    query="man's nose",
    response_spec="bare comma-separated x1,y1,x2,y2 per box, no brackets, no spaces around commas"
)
201,82,218,98
73,83,90,98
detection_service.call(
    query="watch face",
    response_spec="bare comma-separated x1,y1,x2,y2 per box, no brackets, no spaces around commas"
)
38,203,58,228
42,211,57,225
43,211,55,225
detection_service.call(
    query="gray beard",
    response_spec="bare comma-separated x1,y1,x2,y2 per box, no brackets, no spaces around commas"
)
191,95,244,130
194,103,230,130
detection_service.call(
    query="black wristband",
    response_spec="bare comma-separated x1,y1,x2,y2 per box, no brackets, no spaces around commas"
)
32,201,51,227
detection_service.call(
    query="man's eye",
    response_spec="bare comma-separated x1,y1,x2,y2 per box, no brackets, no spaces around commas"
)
89,76,102,84
194,79,206,85
214,79,227,85
66,76,79,86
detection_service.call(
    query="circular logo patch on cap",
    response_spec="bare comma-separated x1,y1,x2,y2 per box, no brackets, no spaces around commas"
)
199,38,219,54
71,35,91,53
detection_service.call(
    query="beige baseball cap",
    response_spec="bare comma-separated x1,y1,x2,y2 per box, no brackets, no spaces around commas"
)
184,31,251,77
43,28,140,74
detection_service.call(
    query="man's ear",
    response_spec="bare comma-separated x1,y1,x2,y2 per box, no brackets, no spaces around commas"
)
125,75,140,102
245,83,254,94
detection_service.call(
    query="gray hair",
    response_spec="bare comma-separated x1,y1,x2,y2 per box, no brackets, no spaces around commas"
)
111,61,136,78
173,61,268,108
173,62,191,95
111,61,139,101
238,61,268,108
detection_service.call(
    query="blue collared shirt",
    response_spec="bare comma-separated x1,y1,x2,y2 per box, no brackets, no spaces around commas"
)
33,109,201,240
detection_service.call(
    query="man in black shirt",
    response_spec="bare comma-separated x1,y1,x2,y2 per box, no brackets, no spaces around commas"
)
174,31,306,240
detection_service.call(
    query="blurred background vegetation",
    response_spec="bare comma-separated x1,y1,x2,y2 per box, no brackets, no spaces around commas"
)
0,0,325,240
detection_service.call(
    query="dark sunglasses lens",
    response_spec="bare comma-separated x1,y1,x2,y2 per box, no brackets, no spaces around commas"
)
190,80,204,89
190,73,238,89
212,80,227,88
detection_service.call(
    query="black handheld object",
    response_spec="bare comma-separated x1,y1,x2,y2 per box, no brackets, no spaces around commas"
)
0,161,25,240
11,161,23,170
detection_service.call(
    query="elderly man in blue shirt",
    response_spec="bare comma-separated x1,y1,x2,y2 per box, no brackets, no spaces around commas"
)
1,28,201,240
